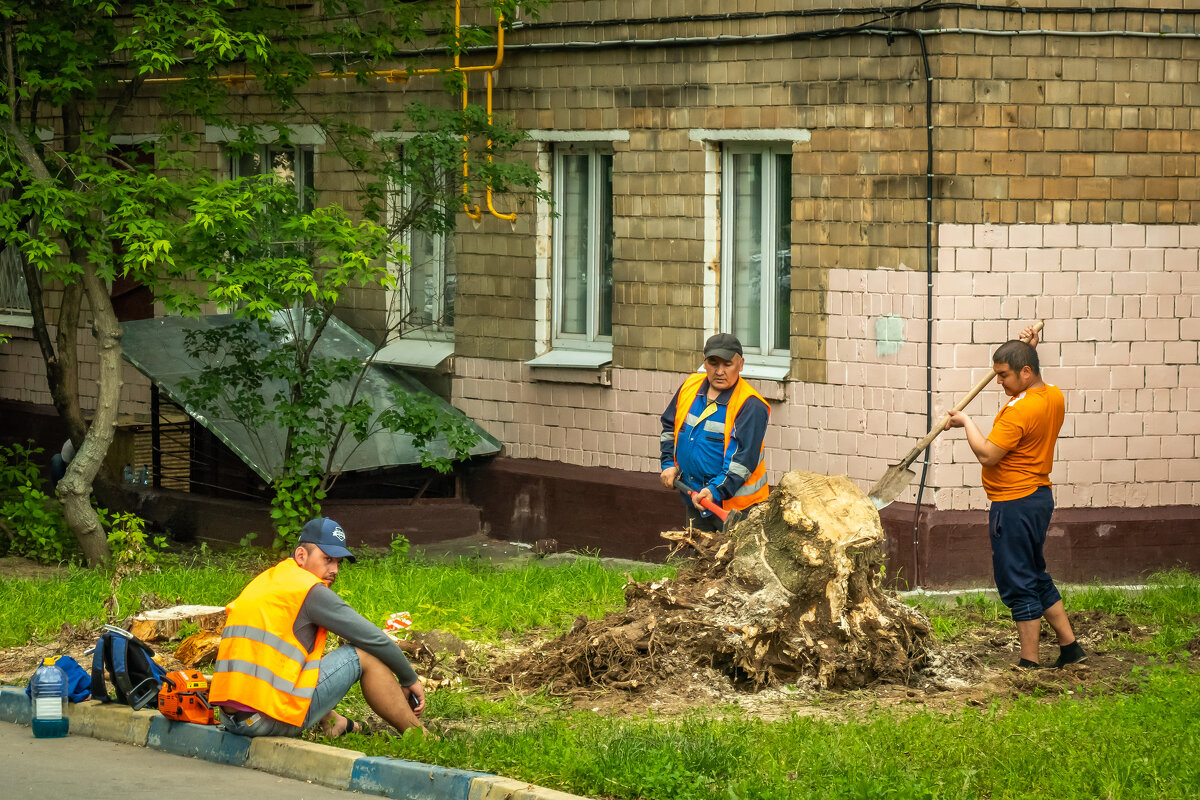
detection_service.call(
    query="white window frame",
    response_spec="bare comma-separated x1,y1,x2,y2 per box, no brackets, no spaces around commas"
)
384,179,456,341
550,143,613,352
719,144,793,366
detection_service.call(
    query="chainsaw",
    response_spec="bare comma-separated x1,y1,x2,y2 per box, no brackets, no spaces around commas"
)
157,670,217,725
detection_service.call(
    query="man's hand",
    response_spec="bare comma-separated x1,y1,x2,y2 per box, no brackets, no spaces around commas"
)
404,682,426,717
945,409,1008,466
660,465,679,491
692,486,715,510
1019,324,1040,348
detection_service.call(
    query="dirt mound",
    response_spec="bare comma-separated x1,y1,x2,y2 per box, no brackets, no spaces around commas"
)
496,471,933,695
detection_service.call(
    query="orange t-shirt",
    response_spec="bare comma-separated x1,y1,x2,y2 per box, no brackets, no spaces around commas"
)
981,383,1065,502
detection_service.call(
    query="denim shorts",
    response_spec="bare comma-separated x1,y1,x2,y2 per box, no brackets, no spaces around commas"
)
218,645,362,737
989,486,1061,622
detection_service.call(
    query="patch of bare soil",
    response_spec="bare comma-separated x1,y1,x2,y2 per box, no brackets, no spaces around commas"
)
466,604,1158,725
0,621,192,688
0,556,70,581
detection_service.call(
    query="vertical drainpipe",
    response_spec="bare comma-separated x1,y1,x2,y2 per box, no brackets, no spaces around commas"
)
906,30,935,589
883,26,936,587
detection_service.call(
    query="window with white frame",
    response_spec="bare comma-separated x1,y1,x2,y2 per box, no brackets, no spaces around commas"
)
721,145,792,359
387,161,456,335
232,144,315,211
553,145,613,348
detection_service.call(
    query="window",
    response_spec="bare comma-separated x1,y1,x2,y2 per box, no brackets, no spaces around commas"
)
0,244,30,319
721,146,791,358
387,161,456,336
553,145,612,348
233,144,315,211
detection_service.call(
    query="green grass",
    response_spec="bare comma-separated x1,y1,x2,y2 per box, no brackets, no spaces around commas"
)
0,550,672,649
4,557,1200,799
918,571,1200,657
348,663,1200,800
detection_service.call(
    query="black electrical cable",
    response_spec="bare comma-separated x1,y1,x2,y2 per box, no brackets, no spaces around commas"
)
506,3,1191,34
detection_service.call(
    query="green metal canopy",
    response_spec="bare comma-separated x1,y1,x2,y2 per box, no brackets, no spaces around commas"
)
120,314,500,482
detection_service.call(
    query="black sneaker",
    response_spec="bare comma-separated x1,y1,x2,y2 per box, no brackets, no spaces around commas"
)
1054,641,1088,668
1017,658,1041,669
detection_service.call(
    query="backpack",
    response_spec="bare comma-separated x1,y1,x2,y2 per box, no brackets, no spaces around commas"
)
25,655,93,703
90,629,167,710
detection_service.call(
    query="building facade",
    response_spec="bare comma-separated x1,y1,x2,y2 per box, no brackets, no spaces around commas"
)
3,1,1198,583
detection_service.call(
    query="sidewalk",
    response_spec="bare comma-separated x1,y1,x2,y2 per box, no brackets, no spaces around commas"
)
0,720,359,800
0,687,585,800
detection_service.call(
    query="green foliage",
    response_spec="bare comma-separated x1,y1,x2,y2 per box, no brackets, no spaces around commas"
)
102,510,166,575
0,486,78,564
0,440,78,564
1,0,547,563
4,550,1200,799
0,440,43,497
389,534,411,560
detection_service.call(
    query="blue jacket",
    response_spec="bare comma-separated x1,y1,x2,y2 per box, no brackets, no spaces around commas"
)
660,376,769,508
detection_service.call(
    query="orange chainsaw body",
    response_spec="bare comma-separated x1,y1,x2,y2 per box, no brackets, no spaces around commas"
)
158,670,217,725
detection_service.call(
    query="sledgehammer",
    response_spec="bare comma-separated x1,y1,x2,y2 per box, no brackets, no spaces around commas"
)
673,477,744,532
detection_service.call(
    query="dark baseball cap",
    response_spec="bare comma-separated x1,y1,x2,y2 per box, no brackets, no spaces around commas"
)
703,332,743,361
298,517,356,562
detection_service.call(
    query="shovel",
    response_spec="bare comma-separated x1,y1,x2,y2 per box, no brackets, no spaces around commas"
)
673,477,744,531
867,321,1043,510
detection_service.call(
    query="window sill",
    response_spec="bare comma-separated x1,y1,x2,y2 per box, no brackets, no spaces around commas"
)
373,338,455,373
526,348,613,385
740,360,789,402
0,313,34,330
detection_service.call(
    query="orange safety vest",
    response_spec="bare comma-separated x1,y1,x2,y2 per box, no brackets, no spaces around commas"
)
672,372,770,512
209,559,327,726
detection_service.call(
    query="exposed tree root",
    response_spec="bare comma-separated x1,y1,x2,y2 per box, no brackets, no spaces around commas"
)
496,471,933,694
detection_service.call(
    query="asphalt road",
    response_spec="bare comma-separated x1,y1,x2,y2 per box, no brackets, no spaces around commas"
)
0,721,364,799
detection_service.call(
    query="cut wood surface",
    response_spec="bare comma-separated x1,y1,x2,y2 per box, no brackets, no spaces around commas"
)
175,629,223,668
128,605,226,642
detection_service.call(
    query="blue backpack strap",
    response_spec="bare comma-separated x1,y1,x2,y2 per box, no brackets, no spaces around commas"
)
124,637,162,710
109,634,134,703
90,633,113,703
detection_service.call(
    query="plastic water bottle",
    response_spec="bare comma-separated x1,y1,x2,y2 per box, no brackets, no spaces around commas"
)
30,660,69,738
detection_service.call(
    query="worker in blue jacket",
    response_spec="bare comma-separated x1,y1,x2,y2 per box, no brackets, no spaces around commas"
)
659,333,770,532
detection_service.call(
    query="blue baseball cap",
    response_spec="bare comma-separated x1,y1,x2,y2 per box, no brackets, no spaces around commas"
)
298,517,356,562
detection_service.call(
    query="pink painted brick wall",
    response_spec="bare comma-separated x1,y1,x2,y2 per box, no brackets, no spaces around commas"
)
456,223,1199,514
936,223,1200,509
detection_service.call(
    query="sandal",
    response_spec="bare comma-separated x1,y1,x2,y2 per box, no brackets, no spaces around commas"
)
336,717,368,737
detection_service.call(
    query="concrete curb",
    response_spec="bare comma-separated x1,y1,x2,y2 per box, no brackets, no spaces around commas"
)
0,687,586,799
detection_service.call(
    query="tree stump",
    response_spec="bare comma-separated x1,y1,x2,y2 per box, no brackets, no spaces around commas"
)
175,629,223,668
128,605,226,643
496,470,932,693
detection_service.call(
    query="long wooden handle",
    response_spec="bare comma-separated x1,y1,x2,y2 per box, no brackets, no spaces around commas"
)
895,321,1044,470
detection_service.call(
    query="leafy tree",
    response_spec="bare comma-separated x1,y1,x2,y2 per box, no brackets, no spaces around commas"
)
175,176,483,545
0,0,544,564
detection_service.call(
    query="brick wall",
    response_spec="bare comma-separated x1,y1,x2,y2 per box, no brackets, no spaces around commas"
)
456,221,1200,513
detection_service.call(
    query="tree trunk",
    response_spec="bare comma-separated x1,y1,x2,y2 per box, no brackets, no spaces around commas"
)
57,264,122,566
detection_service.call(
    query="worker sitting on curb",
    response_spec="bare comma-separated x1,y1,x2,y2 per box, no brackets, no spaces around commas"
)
659,332,771,532
210,517,429,738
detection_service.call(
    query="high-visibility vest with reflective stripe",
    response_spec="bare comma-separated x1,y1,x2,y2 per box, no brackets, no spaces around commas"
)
672,373,770,512
209,559,327,726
